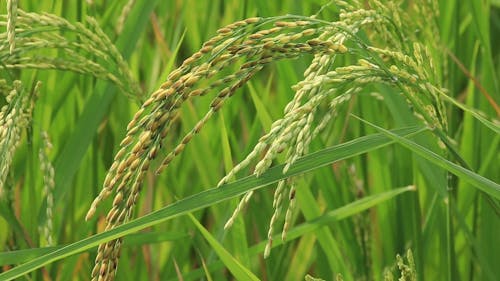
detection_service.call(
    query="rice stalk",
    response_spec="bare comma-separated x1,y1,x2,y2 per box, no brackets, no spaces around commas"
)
85,1,460,279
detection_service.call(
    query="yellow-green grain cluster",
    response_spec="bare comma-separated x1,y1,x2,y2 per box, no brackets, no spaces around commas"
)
395,249,417,281
7,0,17,54
381,249,417,281
0,9,141,100
0,80,38,197
315,249,417,281
116,0,136,35
39,131,55,246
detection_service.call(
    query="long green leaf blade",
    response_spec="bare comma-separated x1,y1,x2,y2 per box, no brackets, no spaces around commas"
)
0,126,424,281
354,116,500,199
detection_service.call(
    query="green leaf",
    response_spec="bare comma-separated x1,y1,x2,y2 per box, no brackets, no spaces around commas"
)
0,126,424,281
0,231,187,266
353,116,500,199
188,213,259,281
436,88,500,134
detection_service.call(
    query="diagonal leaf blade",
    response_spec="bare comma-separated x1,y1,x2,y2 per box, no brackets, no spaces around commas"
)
0,126,425,281
353,116,500,199
188,214,260,281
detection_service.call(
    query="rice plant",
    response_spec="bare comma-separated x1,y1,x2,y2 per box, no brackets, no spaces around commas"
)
0,0,498,281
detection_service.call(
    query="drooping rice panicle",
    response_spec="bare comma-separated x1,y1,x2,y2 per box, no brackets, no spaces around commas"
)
85,1,455,279
39,130,55,246
7,0,17,54
0,9,142,100
0,80,38,197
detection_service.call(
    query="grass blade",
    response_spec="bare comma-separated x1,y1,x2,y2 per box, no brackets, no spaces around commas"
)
353,116,500,199
0,126,424,280
188,214,259,281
